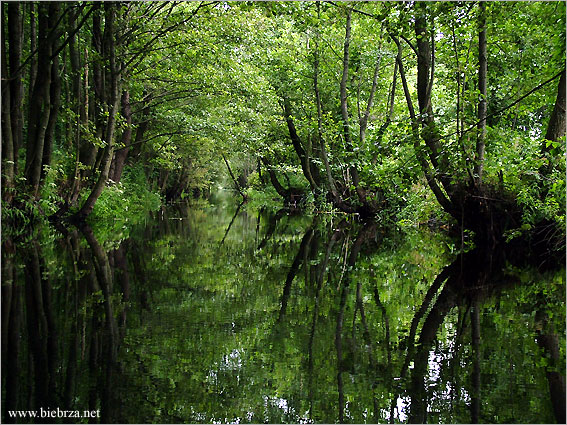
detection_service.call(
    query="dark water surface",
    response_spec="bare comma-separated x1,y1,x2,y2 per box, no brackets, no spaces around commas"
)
2,198,565,423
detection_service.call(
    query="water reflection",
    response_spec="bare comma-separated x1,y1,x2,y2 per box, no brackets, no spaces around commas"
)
2,200,565,423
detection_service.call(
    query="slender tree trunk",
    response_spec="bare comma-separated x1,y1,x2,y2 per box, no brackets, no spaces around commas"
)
110,90,132,183
414,2,444,174
74,3,121,220
535,310,566,424
313,2,338,201
339,9,366,206
66,10,84,206
359,40,382,144
281,98,318,192
394,37,455,217
222,153,247,199
130,92,150,158
8,2,23,176
28,2,37,130
41,39,63,183
1,7,15,201
544,68,566,146
340,9,352,149
80,223,119,359
371,60,398,165
474,1,488,184
24,3,54,198
314,56,338,200
262,158,290,200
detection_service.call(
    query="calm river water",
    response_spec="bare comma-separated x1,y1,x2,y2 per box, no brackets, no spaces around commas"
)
2,196,565,423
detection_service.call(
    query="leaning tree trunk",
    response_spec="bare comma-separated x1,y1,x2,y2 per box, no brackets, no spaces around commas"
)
110,90,132,183
74,3,121,220
281,98,319,193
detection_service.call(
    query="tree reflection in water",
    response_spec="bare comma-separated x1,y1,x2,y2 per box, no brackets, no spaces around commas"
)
2,201,565,423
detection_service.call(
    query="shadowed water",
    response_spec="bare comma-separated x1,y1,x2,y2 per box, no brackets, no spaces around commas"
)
2,197,565,423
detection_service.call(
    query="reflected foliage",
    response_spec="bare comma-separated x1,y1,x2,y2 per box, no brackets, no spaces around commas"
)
2,200,565,423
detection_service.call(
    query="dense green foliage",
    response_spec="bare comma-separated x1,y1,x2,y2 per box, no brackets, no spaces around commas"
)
1,3,566,423
1,1,565,244
2,200,564,423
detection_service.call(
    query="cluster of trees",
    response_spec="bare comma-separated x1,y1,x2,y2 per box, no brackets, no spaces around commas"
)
2,1,232,221
2,1,565,243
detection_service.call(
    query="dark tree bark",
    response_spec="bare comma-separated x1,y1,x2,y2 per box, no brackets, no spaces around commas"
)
222,153,247,200
535,311,566,424
544,68,566,146
110,90,133,183
79,224,119,359
24,3,54,197
281,98,319,192
8,2,23,176
28,3,38,115
261,157,292,200
394,36,455,217
130,92,150,158
41,37,63,182
474,1,488,184
1,6,15,201
414,2,446,177
66,9,90,207
277,228,314,323
74,3,121,220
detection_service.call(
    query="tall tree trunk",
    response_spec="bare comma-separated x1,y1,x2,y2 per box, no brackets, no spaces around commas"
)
110,90,132,183
394,36,455,217
8,3,23,177
339,9,366,206
1,6,15,202
414,2,444,173
84,9,104,176
313,14,338,200
359,40,382,144
130,91,150,159
40,39,62,183
74,3,121,220
66,10,85,206
544,68,566,146
28,2,38,131
474,1,488,185
24,3,54,198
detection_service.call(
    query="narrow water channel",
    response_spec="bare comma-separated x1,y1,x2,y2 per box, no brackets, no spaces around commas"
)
2,197,565,423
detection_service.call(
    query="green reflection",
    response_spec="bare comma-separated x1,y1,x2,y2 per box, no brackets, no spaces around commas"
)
2,200,565,424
